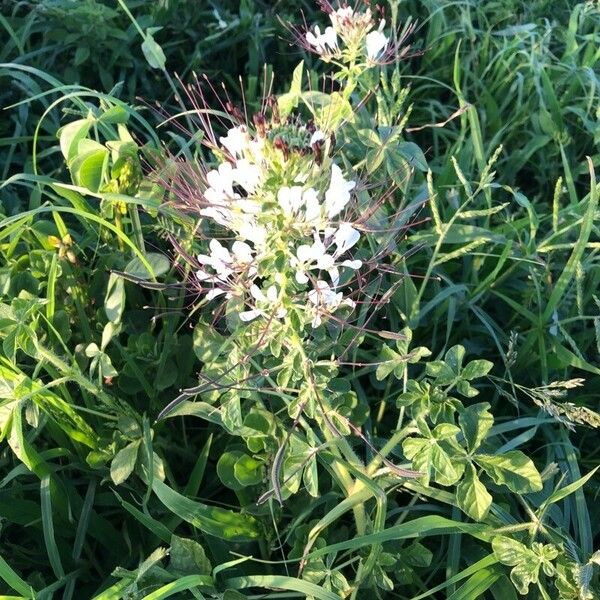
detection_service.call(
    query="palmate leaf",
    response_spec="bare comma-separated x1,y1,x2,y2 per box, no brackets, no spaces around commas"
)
492,537,558,595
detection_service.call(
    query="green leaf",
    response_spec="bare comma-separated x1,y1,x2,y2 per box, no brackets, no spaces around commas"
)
110,440,140,485
193,322,228,364
491,537,541,595
459,403,494,453
397,141,428,171
217,451,246,491
152,478,261,542
278,61,304,119
456,464,492,521
70,146,109,191
169,535,212,576
540,466,599,511
234,454,263,486
58,118,92,162
425,361,455,383
476,451,542,494
445,345,465,373
124,253,170,280
431,443,463,486
104,273,126,323
141,29,166,70
462,359,494,380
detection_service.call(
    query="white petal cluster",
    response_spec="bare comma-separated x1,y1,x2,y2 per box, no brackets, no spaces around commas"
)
305,25,338,55
306,5,389,64
196,125,363,328
365,22,389,62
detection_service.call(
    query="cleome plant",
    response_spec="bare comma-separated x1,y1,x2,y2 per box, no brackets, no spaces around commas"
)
0,1,599,599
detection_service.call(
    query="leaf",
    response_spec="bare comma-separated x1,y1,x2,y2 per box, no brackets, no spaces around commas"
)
234,454,263,486
169,535,212,576
193,322,228,364
491,537,540,595
278,61,304,119
476,451,542,493
152,478,260,541
539,466,600,511
71,146,109,191
217,451,246,491
462,359,494,380
456,464,492,521
445,345,465,373
431,443,463,486
459,403,494,453
58,118,92,162
124,253,170,280
141,29,166,70
397,141,428,171
110,440,140,485
104,273,126,323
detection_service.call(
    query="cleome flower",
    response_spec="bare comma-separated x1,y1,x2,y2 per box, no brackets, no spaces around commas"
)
292,1,414,68
305,25,338,56
240,284,288,322
365,22,389,62
176,86,366,330
308,280,355,328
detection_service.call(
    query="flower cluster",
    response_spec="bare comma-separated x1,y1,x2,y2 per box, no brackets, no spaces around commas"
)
194,120,363,330
304,2,390,63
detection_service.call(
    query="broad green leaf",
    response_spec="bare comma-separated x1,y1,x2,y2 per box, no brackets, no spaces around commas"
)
124,253,170,280
459,403,494,453
397,141,428,171
431,443,463,486
234,454,263,486
152,478,260,542
141,29,166,70
169,535,212,576
193,322,228,364
110,440,140,485
403,438,433,486
476,452,542,493
462,359,494,380
58,118,91,162
491,537,556,595
104,273,125,323
456,464,492,521
70,146,109,191
217,451,246,491
278,61,304,119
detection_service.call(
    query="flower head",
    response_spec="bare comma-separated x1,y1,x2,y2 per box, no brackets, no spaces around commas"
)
305,25,338,55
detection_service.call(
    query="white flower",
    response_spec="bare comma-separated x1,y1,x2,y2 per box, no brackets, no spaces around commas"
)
303,188,321,223
239,284,287,322
238,220,268,247
220,126,249,158
365,29,388,61
324,164,356,219
333,223,360,257
278,186,304,217
206,162,236,199
233,159,262,193
307,280,355,327
197,239,255,283
310,130,325,145
329,6,354,31
292,238,335,284
306,25,338,55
